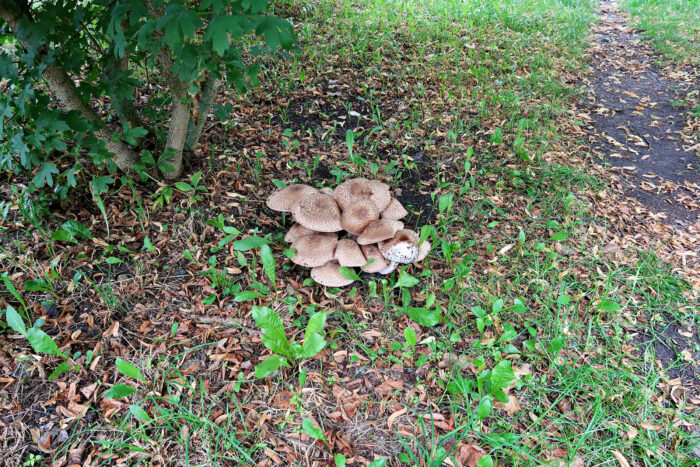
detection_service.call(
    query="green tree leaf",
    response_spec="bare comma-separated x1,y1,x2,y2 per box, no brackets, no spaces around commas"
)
233,236,268,251
404,307,442,327
477,455,494,467
301,418,326,442
260,244,276,286
404,326,416,352
305,311,326,337
129,404,152,422
300,312,327,359
91,176,114,194
477,396,493,419
234,290,265,302
32,162,59,188
489,360,515,391
26,327,62,355
251,306,289,356
206,15,244,55
367,459,388,467
48,361,73,381
51,229,77,243
394,271,419,288
5,306,27,335
104,383,136,399
24,279,49,292
62,219,93,239
1,275,25,309
254,354,289,378
175,181,194,192
548,335,565,357
116,359,143,381
339,266,361,281
496,323,517,343
256,17,295,51
300,332,326,359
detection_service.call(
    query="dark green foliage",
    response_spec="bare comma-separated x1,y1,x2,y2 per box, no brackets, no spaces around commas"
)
0,0,294,202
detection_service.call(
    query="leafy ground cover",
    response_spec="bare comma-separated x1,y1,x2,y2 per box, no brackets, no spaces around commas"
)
1,0,698,466
621,0,700,64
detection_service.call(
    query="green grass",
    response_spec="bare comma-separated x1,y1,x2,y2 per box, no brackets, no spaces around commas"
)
3,0,698,465
622,0,700,64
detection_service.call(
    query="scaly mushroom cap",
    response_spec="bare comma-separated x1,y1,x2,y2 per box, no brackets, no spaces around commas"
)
334,239,367,267
311,260,355,287
378,261,398,275
341,199,380,235
381,198,409,220
292,192,343,232
413,240,431,264
360,244,390,273
267,184,317,212
333,178,372,210
333,178,392,211
357,219,404,245
284,223,317,243
379,229,420,263
368,180,392,211
290,234,337,267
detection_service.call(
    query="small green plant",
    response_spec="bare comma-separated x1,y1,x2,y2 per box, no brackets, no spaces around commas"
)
345,129,355,158
252,306,327,378
174,171,207,202
22,453,42,467
4,306,75,380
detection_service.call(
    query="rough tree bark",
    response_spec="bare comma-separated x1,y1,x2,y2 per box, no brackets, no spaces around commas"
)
156,48,190,180
185,76,222,155
0,0,140,173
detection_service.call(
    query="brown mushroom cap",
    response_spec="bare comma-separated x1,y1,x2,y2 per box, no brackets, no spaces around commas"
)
381,198,409,220
266,184,317,212
311,260,355,287
357,219,404,245
292,192,343,232
386,228,419,245
341,199,380,235
333,178,372,210
334,239,367,267
368,180,392,211
333,178,392,211
319,187,334,195
360,244,390,273
413,240,431,264
284,223,317,243
379,229,420,263
290,234,337,267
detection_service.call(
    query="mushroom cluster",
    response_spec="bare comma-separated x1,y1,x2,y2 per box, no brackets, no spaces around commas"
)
266,178,431,287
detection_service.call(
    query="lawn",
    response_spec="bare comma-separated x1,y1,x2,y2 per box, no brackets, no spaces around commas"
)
1,0,697,466
621,0,700,65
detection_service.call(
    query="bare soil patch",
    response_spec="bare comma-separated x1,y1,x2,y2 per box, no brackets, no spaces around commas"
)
585,0,699,227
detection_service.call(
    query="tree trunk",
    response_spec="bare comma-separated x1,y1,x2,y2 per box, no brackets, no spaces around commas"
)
155,45,190,180
104,48,145,132
162,94,190,180
185,77,222,155
0,1,140,173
